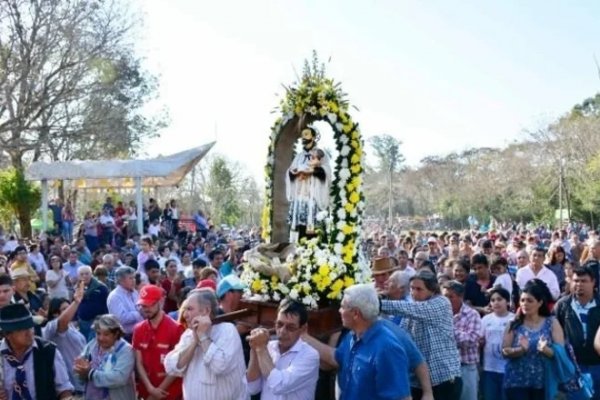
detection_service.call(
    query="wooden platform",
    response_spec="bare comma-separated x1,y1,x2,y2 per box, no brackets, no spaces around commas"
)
238,299,342,339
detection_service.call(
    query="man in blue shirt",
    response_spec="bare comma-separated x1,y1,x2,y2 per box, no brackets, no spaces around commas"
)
303,284,414,400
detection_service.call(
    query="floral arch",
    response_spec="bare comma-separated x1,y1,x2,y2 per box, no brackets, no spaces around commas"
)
242,56,369,307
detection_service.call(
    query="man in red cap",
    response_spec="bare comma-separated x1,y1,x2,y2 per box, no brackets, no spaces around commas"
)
133,285,185,399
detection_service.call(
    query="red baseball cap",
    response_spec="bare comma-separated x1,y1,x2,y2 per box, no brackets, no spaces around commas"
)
196,279,217,292
137,285,164,306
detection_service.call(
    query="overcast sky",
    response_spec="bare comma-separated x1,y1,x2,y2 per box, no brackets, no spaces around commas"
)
136,0,600,179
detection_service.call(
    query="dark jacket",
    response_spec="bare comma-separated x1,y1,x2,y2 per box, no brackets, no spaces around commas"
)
33,337,59,400
76,277,109,321
554,293,600,366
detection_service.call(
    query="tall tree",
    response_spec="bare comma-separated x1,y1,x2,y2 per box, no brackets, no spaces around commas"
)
0,0,163,233
206,156,242,226
369,134,405,226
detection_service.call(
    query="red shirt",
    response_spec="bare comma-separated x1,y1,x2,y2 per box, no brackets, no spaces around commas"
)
161,278,182,313
132,314,185,399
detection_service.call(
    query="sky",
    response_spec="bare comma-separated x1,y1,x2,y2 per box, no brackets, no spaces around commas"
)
135,0,600,180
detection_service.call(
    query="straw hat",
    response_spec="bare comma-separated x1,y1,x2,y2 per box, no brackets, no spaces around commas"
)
371,256,396,275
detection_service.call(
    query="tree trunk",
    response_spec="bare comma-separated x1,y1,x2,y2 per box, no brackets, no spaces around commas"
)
17,205,32,238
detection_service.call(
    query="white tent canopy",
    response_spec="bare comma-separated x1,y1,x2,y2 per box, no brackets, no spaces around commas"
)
26,142,215,188
25,142,215,233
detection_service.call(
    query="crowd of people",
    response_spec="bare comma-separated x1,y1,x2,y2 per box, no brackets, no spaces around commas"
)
0,199,600,399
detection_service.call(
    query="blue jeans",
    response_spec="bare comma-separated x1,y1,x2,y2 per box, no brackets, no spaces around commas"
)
567,364,600,400
62,221,74,243
482,371,505,400
84,235,99,253
460,364,478,400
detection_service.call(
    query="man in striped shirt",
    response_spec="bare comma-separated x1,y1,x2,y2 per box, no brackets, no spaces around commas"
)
442,280,482,400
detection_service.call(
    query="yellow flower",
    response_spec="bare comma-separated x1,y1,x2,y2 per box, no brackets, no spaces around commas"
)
344,276,355,288
251,279,264,292
343,123,353,134
350,140,358,149
329,102,339,113
350,153,360,164
271,275,279,284
342,223,353,235
344,202,355,213
312,274,322,284
345,182,354,192
318,264,330,277
332,279,344,292
351,165,361,174
343,253,354,264
349,191,360,204
351,176,361,187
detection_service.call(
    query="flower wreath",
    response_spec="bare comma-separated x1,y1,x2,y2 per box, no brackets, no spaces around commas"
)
243,54,369,308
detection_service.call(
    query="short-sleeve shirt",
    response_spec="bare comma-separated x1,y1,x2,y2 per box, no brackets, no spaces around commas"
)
132,314,185,400
335,320,411,400
465,274,496,308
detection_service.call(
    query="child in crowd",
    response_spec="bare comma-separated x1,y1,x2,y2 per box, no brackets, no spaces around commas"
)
481,287,514,400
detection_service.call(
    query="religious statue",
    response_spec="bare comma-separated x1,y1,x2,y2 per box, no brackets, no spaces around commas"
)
285,125,331,242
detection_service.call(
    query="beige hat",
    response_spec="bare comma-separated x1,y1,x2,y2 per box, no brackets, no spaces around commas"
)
371,257,396,275
10,269,30,281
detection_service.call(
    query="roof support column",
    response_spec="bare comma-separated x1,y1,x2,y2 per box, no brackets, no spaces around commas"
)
135,177,143,235
41,179,48,233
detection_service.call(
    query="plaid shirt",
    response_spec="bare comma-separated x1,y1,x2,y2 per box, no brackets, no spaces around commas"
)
381,296,462,386
453,303,482,365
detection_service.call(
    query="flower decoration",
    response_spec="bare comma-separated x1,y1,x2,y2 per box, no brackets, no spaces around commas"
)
249,52,367,308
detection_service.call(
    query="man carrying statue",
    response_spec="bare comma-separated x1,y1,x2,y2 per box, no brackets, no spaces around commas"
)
286,124,331,242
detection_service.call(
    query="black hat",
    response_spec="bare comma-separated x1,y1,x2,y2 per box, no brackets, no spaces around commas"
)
0,304,34,333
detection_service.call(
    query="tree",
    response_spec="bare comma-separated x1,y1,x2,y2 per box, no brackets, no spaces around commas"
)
0,168,40,238
206,156,242,226
369,134,405,226
0,0,163,233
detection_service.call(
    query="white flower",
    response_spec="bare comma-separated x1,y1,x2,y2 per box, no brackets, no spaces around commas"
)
336,232,345,242
273,292,281,302
341,158,349,168
327,113,338,124
316,210,328,221
337,208,346,220
278,283,290,294
340,145,351,156
289,289,299,300
336,221,345,230
335,122,343,132
340,135,349,144
334,243,343,254
339,168,351,180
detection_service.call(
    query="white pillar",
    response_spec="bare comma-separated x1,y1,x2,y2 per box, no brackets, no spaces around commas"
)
41,179,48,232
135,177,143,235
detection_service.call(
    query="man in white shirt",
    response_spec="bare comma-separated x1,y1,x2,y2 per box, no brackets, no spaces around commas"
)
247,299,319,400
516,246,560,300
